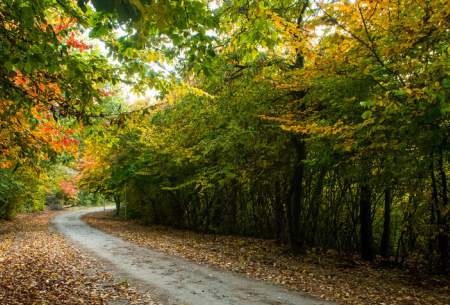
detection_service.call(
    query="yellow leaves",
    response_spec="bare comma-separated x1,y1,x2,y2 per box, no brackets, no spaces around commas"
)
143,50,163,63
265,10,315,63
264,0,449,145
337,39,354,55
122,48,164,63
280,121,349,137
164,84,214,105
76,142,112,190
405,88,413,95
269,68,314,93
260,115,351,138
2,20,18,31
268,11,300,39
0,99,13,115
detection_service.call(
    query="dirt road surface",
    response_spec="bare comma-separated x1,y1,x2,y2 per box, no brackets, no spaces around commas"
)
53,208,335,305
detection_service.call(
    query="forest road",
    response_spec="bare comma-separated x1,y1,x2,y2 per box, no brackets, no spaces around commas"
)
53,208,336,305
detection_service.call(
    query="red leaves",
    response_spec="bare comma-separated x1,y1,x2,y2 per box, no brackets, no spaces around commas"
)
53,23,72,34
51,18,89,51
66,32,89,52
47,17,90,52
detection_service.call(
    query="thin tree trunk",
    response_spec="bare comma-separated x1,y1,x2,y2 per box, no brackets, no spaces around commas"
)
286,0,309,253
309,168,325,246
273,180,285,242
287,136,306,252
360,184,374,261
380,187,392,258
114,195,121,216
437,150,449,272
429,161,439,269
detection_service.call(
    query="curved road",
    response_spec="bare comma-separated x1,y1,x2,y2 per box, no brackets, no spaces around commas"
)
53,208,336,305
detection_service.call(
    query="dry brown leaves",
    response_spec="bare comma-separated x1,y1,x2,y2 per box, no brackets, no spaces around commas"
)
84,211,450,305
0,211,158,305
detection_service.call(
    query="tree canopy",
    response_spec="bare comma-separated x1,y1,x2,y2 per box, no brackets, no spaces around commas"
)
0,0,449,272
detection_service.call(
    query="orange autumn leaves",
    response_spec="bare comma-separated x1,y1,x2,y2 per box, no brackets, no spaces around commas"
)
59,180,78,198
14,71,79,153
0,101,79,169
13,71,62,101
32,111,80,155
32,101,80,154
75,146,107,193
1,17,89,170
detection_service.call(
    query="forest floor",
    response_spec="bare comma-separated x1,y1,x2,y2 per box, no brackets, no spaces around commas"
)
84,211,450,305
55,208,328,305
0,210,158,305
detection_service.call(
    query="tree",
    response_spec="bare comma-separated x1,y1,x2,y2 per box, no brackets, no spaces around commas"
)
3,0,446,271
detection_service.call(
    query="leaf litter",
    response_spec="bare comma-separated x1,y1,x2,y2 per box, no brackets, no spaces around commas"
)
84,211,450,305
0,210,160,305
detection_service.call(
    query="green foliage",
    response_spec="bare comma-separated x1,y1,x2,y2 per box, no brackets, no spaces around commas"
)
77,190,105,206
1,0,448,272
77,0,449,271
0,168,47,219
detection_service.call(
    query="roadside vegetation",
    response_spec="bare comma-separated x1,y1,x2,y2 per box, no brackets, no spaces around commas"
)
0,0,449,303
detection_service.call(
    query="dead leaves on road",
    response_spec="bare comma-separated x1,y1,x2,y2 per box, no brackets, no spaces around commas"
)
84,211,450,305
0,211,158,305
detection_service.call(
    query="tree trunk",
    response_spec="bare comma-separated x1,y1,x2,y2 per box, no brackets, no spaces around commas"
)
380,187,392,258
113,195,121,216
437,150,449,272
429,161,439,269
273,180,285,242
309,168,325,246
285,0,309,252
287,136,306,252
359,184,374,261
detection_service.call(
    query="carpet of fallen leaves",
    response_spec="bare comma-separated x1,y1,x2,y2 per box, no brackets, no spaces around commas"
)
0,211,159,305
84,211,450,305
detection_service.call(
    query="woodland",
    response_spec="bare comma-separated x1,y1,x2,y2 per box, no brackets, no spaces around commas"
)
0,0,449,282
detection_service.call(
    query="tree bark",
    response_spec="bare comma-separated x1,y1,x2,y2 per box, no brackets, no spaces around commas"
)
113,195,121,216
273,180,285,242
309,168,325,246
380,187,392,258
287,136,306,252
437,150,449,272
285,0,309,253
359,184,374,261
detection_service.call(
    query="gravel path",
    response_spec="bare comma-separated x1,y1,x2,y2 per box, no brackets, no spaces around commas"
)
53,208,336,305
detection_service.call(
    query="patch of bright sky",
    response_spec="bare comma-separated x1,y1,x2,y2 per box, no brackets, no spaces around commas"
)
81,27,168,105
208,0,221,11
122,0,222,104
83,1,222,105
